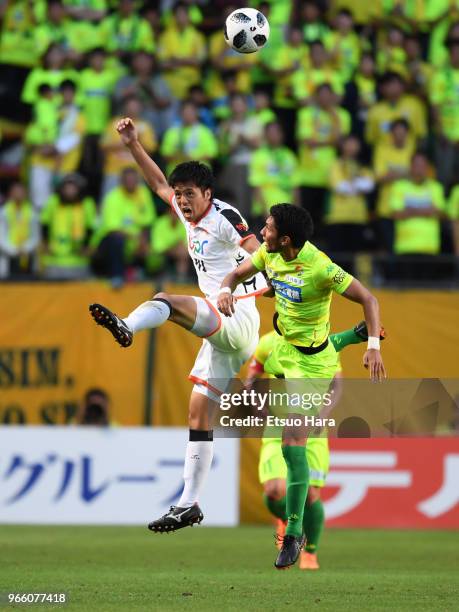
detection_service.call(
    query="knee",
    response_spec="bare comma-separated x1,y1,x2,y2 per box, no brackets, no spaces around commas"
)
307,486,321,505
264,479,286,500
188,401,208,430
153,291,171,303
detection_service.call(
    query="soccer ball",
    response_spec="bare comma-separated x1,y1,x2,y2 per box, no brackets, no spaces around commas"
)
224,8,270,54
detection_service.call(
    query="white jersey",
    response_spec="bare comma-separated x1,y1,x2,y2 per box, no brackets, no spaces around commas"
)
170,195,267,299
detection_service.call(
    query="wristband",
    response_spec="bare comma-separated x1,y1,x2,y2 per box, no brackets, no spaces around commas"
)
367,336,380,350
219,287,232,295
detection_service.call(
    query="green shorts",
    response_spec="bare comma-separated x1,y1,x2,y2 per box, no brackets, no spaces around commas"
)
263,336,339,417
264,335,339,379
258,437,330,487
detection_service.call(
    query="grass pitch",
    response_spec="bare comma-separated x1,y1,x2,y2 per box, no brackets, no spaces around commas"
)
1,526,458,611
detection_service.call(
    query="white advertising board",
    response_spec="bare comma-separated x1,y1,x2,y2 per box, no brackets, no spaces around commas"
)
0,427,239,525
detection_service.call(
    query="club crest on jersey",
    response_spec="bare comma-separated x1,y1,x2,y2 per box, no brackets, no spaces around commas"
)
236,222,248,232
271,279,302,302
188,237,209,255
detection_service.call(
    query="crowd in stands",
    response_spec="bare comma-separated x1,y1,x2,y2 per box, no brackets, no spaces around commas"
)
1,0,459,286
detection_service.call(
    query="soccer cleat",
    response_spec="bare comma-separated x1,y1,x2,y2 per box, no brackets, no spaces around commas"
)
299,550,320,570
147,504,204,533
353,321,386,342
274,534,306,570
275,519,287,550
89,303,133,347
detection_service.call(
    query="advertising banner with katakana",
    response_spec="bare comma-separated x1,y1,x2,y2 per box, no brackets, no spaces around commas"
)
0,427,239,525
324,438,459,529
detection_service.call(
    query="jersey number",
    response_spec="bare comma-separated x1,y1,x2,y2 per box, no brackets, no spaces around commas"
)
194,258,207,272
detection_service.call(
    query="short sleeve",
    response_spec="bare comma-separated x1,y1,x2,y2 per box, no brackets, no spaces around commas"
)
40,196,56,225
312,256,353,294
448,185,459,219
432,182,445,212
390,181,405,212
296,108,313,140
138,188,156,227
219,208,254,245
251,244,267,271
248,151,266,187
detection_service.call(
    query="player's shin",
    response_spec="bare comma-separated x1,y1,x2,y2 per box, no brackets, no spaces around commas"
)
122,298,171,333
302,498,325,553
263,494,287,521
177,429,214,508
282,444,309,538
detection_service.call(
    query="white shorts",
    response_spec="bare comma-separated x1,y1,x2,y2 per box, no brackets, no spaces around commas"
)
189,296,260,401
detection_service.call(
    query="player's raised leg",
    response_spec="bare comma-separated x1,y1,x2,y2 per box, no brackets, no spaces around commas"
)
89,290,222,345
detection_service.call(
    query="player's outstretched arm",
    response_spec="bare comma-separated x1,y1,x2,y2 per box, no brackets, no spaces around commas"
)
342,279,387,382
117,117,173,204
217,259,260,316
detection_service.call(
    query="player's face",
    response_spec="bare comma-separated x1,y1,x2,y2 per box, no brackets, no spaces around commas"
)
261,216,282,252
173,182,212,222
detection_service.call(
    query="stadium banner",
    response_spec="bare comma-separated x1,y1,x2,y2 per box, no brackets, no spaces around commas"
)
325,438,459,529
0,282,155,425
0,426,239,526
241,437,459,528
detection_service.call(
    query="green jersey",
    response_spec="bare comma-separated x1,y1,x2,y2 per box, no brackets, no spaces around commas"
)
251,242,353,347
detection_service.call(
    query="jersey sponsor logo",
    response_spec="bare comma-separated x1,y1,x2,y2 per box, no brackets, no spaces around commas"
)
285,274,305,286
188,237,209,255
271,279,302,302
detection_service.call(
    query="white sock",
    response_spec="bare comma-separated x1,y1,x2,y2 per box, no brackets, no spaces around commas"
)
123,299,170,334
178,440,214,508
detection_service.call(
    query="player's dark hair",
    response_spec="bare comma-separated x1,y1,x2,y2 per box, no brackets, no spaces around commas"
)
168,161,215,195
270,204,314,248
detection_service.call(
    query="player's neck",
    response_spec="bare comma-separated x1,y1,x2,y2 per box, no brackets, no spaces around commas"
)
281,246,302,261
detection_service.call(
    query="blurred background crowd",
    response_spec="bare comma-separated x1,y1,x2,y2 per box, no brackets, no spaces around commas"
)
1,0,459,287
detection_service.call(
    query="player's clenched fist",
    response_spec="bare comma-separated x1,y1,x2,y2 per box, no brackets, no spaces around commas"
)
116,117,138,146
217,288,236,317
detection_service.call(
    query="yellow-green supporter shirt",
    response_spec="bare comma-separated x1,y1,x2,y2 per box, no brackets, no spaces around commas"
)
373,141,414,218
252,242,353,347
95,185,156,257
297,106,351,187
160,124,218,175
430,67,459,141
98,14,155,53
78,67,119,135
40,196,97,267
249,145,300,216
390,179,445,254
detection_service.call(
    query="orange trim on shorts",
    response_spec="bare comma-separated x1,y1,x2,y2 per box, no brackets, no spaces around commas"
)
188,375,223,397
202,298,222,338
239,233,256,246
236,287,270,300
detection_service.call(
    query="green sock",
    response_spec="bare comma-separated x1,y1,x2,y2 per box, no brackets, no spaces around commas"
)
263,494,287,521
282,445,309,538
303,499,325,553
330,328,362,353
